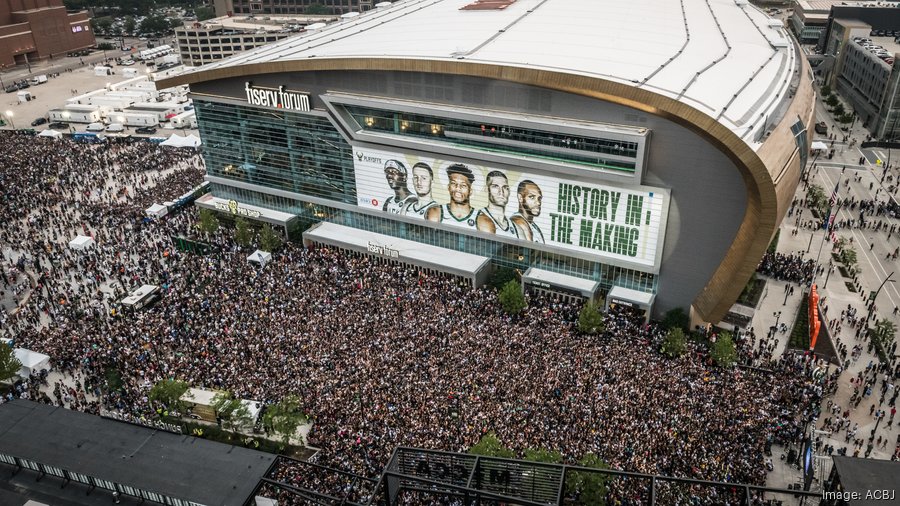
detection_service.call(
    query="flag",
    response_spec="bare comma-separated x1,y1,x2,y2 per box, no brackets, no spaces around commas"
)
829,180,839,208
823,180,840,229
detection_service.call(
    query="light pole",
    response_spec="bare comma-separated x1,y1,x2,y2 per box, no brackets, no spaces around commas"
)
774,311,782,333
4,110,15,130
868,271,896,321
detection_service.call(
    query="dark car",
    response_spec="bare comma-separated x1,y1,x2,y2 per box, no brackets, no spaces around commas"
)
135,126,157,134
4,85,17,93
31,117,47,126
48,122,68,129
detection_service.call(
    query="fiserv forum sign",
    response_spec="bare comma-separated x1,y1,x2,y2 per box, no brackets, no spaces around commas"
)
244,82,310,111
352,147,669,271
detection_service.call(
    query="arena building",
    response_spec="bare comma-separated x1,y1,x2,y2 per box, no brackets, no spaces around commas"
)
158,0,816,323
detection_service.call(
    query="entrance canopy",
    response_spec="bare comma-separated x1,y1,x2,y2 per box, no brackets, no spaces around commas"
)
606,285,655,322
522,267,599,300
304,222,491,286
195,194,296,229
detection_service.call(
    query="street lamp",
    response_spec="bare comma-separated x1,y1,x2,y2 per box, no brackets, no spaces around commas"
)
867,271,896,321
4,110,14,130
774,311,782,333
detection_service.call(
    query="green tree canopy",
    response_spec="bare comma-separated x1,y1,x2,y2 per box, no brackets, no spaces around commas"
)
124,15,136,35
234,217,254,249
577,301,605,335
264,395,307,444
469,431,515,458
138,15,170,35
211,391,253,431
149,378,190,413
498,280,526,315
91,17,113,34
566,453,610,505
0,343,22,383
824,94,839,108
258,224,283,252
806,184,828,216
195,6,216,21
710,331,737,368
197,208,220,236
661,327,687,358
488,267,517,290
661,307,689,331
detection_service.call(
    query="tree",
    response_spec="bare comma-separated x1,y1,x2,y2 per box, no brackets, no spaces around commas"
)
469,431,515,458
149,379,190,413
661,327,687,358
577,301,605,334
124,15,136,35
92,17,113,35
565,453,610,505
138,15,170,35
832,102,845,117
524,448,562,463
806,184,828,217
97,42,116,51
197,208,220,235
234,217,254,249
195,6,216,21
840,247,859,275
661,307,689,331
824,94,839,108
710,331,737,368
871,319,897,363
498,280,526,315
821,84,832,97
838,112,854,126
0,343,22,383
211,391,253,431
258,224,283,252
263,396,307,445
488,267,517,290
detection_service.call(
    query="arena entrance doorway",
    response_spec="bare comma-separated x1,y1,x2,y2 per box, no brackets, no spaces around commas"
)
522,267,600,305
605,285,655,323
303,222,491,287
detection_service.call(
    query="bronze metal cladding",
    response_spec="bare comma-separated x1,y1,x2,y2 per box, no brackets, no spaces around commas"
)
160,58,813,323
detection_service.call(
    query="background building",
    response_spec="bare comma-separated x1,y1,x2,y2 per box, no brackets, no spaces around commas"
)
0,0,95,68
160,0,815,323
175,17,303,66
213,0,374,17
819,5,900,139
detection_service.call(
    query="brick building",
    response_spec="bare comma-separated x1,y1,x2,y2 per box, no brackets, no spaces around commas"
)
0,0,95,68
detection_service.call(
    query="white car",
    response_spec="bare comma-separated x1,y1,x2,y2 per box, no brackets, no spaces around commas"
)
86,122,106,132
106,123,125,132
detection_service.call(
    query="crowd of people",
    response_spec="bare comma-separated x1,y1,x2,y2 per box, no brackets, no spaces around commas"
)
1,131,828,503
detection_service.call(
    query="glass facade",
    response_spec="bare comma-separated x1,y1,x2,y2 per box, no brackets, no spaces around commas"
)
339,103,639,173
196,99,657,295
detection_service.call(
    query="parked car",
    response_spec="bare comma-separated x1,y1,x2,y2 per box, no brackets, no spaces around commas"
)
106,123,125,132
48,122,68,129
4,85,18,93
135,126,157,134
86,122,106,132
31,117,47,126
814,122,827,135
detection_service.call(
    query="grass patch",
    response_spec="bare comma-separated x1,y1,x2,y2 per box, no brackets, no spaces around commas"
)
789,296,810,350
736,276,766,308
845,282,857,293
767,230,780,254
832,253,841,263
838,266,851,278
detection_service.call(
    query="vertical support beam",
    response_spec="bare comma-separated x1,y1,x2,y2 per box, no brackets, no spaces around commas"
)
649,476,655,504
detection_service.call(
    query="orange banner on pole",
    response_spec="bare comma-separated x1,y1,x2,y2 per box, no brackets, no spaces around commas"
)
809,284,821,351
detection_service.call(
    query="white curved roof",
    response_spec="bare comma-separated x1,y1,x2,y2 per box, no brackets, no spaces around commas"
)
187,0,798,146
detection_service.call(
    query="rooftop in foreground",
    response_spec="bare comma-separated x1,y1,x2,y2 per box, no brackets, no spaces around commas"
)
168,0,799,146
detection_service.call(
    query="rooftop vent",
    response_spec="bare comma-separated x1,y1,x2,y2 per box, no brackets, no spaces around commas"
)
461,0,517,10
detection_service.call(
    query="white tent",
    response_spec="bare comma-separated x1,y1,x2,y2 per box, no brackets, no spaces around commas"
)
811,141,828,152
184,134,202,147
14,348,51,378
38,129,62,138
161,133,201,148
145,203,168,218
68,235,95,251
247,250,272,268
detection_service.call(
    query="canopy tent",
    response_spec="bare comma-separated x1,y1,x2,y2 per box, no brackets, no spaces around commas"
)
247,250,272,268
160,133,201,148
145,203,168,218
68,235,95,251
811,141,828,152
14,348,51,378
38,129,62,138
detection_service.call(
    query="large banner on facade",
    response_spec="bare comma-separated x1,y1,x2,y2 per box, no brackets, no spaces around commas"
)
352,147,669,270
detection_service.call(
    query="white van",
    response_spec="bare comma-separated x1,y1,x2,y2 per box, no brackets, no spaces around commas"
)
86,122,106,132
106,123,125,132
